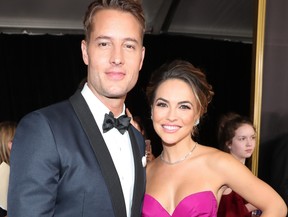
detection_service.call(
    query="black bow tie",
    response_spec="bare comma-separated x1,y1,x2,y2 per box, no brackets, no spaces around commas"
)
102,112,131,134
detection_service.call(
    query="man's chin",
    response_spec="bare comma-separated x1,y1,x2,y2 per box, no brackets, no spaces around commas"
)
105,93,127,100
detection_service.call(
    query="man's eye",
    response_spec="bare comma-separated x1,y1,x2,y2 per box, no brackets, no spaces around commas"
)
99,42,108,47
125,44,135,49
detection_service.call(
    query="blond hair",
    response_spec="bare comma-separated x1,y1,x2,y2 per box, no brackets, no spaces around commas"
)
0,121,17,164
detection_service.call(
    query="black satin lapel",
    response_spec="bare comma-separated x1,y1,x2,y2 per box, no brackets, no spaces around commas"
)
69,90,126,217
128,127,146,217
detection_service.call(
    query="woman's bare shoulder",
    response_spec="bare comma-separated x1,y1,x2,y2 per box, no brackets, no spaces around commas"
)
196,143,227,157
196,144,237,168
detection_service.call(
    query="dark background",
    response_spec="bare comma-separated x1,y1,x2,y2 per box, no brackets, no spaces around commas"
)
0,33,252,157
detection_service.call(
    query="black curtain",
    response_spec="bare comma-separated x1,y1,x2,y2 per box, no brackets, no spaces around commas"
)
0,33,87,121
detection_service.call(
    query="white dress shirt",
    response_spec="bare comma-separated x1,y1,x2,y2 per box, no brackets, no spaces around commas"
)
81,83,135,217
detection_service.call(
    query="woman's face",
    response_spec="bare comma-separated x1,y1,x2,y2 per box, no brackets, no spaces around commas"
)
151,79,199,145
229,124,256,162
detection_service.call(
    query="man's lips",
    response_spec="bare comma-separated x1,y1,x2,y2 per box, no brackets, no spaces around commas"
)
106,71,125,80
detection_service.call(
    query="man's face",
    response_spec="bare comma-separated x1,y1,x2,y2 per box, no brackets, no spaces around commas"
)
81,9,145,103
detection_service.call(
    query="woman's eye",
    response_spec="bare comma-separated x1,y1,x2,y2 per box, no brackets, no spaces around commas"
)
156,102,167,107
179,104,191,110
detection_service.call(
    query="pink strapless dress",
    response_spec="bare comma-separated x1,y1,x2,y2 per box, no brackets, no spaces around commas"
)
142,191,217,217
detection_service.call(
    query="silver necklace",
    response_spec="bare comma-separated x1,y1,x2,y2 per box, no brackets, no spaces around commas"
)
160,143,197,165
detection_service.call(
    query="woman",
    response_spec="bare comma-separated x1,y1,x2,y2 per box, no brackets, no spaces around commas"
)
0,121,17,217
217,112,260,216
141,59,287,217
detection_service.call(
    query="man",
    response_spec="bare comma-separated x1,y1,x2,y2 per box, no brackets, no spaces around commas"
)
8,0,146,216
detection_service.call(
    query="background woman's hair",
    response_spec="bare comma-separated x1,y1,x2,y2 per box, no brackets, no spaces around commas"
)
217,112,255,168
0,121,17,164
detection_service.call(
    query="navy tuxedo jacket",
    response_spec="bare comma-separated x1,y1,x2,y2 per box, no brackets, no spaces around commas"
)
8,90,146,217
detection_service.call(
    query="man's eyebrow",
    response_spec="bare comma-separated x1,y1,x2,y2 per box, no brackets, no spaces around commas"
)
94,35,139,44
94,35,111,40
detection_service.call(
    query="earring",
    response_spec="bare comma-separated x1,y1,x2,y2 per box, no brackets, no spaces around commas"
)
194,119,199,126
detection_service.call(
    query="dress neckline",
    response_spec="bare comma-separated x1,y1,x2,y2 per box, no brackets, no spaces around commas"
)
144,191,217,216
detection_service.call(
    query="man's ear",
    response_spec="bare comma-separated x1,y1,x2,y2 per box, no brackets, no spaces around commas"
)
81,40,89,65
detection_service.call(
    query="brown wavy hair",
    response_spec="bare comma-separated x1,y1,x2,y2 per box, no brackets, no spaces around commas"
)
146,59,214,117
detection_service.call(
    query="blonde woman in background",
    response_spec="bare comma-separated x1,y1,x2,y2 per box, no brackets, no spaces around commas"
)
0,121,17,217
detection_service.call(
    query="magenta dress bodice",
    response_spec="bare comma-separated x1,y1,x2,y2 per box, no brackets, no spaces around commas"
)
142,191,217,217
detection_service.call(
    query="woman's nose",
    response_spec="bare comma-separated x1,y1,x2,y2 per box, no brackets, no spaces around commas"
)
166,109,177,121
246,138,254,146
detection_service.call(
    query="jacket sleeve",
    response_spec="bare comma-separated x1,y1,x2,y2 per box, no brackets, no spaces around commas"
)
8,111,59,217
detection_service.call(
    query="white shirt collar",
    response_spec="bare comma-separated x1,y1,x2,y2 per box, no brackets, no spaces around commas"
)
81,83,126,131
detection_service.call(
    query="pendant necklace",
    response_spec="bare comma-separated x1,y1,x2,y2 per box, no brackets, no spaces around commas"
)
160,142,197,165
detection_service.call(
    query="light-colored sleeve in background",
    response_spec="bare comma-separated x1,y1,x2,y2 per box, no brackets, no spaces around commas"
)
0,162,10,210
